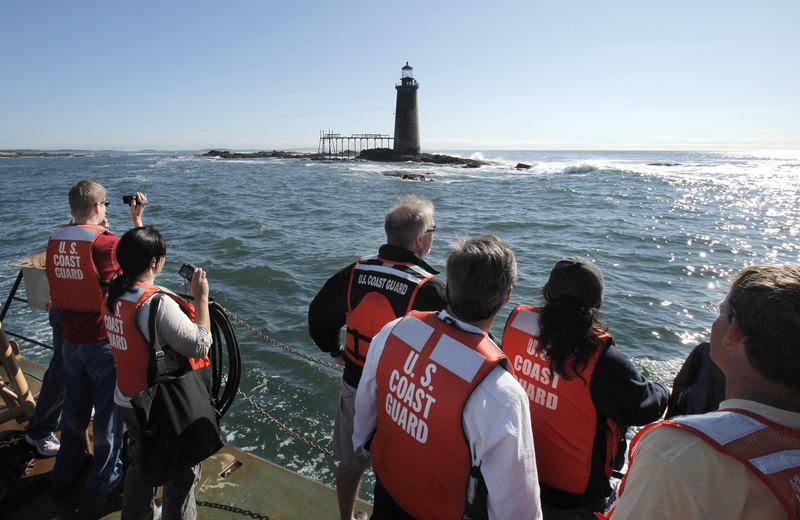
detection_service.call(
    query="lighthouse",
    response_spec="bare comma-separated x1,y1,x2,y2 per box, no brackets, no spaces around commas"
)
393,62,420,154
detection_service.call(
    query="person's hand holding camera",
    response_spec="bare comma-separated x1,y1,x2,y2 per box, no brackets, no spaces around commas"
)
187,266,210,329
127,192,148,227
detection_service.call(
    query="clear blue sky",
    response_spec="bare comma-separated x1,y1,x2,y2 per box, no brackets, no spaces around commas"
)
3,0,798,151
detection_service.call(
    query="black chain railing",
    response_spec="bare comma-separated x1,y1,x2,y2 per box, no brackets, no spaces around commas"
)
217,306,341,458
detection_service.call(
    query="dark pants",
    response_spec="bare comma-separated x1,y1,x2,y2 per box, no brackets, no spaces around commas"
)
117,405,200,520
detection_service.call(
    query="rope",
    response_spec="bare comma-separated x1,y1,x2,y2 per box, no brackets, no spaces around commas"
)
0,431,49,513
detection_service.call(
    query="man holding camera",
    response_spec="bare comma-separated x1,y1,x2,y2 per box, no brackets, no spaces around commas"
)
45,180,146,497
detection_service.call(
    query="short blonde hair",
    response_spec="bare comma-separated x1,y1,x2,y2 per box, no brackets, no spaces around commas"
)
68,180,106,218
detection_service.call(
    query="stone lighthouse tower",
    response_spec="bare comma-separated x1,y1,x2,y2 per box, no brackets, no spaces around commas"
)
393,62,420,154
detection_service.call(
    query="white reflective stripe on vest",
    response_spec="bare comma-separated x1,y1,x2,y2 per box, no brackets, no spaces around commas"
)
675,410,768,444
508,308,541,336
750,449,800,475
391,315,434,353
354,262,432,283
52,226,100,241
429,333,487,384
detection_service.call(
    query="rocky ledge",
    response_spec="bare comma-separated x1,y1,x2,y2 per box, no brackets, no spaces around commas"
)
202,148,486,168
202,150,327,160
358,148,485,168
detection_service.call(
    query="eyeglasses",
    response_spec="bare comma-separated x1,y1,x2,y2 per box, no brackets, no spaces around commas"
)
98,200,110,207
422,224,437,235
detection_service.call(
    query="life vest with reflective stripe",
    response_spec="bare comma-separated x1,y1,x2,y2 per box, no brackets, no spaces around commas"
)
621,409,800,520
101,282,209,397
46,224,112,313
503,305,620,496
370,311,510,520
344,254,435,369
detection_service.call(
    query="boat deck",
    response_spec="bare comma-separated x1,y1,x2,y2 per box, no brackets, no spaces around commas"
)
2,351,371,519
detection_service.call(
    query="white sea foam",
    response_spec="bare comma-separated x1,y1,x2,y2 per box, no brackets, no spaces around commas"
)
4,148,800,499
563,163,598,174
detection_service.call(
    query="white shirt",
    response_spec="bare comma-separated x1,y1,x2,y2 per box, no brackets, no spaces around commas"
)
353,310,543,520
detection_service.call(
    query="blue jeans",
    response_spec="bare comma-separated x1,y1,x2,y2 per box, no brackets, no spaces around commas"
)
26,307,65,440
51,339,124,497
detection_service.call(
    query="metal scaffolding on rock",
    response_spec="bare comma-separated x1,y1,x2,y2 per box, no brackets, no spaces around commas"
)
317,131,393,160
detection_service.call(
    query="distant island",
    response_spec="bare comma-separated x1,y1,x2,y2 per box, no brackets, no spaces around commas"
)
0,150,83,158
202,148,486,168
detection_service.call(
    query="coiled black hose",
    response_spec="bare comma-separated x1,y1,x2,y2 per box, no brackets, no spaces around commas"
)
208,300,241,417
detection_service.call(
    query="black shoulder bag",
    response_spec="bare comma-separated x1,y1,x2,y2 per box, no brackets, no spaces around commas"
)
130,292,224,486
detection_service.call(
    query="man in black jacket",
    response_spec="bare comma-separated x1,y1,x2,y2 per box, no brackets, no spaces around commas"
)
308,194,447,520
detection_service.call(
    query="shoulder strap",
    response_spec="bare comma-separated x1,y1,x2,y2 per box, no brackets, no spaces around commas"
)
146,292,170,384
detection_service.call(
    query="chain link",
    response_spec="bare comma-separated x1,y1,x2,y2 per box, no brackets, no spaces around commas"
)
217,305,341,458
219,305,343,372
233,385,337,458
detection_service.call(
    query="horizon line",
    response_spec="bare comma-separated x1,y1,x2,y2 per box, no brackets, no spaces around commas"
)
3,146,800,154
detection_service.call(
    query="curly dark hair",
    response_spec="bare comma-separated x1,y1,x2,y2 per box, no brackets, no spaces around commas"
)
537,294,608,382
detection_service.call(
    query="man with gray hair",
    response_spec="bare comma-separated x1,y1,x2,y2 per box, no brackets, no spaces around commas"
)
353,235,542,519
309,194,446,520
608,264,800,519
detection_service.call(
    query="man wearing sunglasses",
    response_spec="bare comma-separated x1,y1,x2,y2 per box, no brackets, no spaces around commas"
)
309,194,446,520
45,180,147,498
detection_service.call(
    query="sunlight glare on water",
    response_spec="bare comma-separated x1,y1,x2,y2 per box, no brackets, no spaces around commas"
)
2,148,799,498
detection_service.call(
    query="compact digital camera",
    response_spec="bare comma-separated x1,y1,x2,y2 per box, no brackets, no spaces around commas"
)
122,195,149,206
179,263,196,281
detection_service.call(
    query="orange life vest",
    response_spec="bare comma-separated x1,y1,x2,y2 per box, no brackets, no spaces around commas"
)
503,305,620,495
344,254,435,369
611,409,800,520
370,311,509,520
102,282,208,397
46,224,112,313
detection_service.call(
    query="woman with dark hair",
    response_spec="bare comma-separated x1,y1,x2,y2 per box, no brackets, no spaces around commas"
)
503,257,668,520
102,226,212,520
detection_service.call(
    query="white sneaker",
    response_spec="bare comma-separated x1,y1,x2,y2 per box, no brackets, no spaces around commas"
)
26,433,60,457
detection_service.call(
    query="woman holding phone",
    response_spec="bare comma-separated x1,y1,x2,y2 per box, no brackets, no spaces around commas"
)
102,226,212,520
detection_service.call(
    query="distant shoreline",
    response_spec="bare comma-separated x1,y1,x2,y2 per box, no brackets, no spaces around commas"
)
0,148,487,168
0,150,84,158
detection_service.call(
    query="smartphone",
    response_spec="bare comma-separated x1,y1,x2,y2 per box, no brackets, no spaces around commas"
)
122,195,149,206
179,263,196,281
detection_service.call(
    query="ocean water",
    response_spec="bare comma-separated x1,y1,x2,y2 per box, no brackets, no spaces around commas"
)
2,149,800,498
